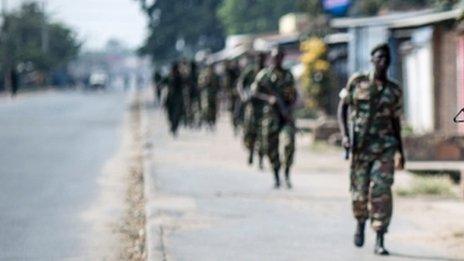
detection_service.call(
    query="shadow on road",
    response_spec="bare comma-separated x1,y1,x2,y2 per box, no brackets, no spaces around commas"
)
391,252,464,261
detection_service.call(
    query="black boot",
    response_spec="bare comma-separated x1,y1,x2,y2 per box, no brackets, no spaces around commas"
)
354,221,365,247
258,155,264,170
273,168,280,189
284,166,292,189
374,231,389,255
248,151,254,165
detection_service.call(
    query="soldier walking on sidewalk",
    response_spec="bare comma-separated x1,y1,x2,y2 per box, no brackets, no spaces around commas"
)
164,62,185,136
338,43,405,255
252,48,297,189
238,52,267,169
224,59,241,135
199,62,220,128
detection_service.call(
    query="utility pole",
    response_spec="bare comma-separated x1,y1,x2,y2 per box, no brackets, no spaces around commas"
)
1,0,6,16
41,0,48,54
1,0,10,93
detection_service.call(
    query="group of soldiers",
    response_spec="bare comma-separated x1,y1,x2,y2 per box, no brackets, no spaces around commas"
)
153,43,404,256
152,48,298,189
153,59,220,135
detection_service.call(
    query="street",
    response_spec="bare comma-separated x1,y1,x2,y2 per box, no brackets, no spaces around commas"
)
0,90,127,259
142,92,464,261
3,1,464,260
0,89,463,260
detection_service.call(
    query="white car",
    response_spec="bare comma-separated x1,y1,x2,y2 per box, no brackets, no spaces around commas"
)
89,72,108,89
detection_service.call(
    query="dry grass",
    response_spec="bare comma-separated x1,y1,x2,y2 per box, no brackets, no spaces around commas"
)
396,175,457,198
309,141,342,153
117,96,147,260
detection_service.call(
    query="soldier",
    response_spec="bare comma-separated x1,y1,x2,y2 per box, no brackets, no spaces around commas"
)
238,52,267,168
164,62,185,136
199,62,220,127
188,60,202,126
10,68,19,97
224,59,241,134
180,58,195,127
152,70,163,104
252,48,297,189
338,43,405,255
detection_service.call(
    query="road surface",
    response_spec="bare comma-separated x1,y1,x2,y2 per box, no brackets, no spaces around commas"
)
0,90,126,259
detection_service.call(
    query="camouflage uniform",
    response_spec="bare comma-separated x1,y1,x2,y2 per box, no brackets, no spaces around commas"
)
340,71,402,233
187,62,201,125
253,67,297,172
180,65,195,126
199,68,220,126
153,71,163,103
164,74,185,134
240,65,265,159
224,63,241,130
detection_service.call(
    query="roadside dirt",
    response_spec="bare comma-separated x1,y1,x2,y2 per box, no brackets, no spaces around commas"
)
117,94,147,260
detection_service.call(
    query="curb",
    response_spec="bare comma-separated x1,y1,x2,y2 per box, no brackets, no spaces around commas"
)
139,89,165,261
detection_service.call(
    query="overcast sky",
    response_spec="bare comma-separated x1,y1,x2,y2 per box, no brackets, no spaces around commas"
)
7,0,148,51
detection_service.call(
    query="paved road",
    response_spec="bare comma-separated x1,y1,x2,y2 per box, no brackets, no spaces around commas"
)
142,94,461,261
0,90,126,260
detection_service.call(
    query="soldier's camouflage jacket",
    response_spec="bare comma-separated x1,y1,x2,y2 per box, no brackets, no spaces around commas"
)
339,71,402,159
252,66,297,119
240,65,265,116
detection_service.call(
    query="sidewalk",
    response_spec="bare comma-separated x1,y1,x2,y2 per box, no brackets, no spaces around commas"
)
141,92,463,261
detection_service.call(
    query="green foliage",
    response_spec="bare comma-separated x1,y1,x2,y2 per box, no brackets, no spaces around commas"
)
349,0,385,16
1,2,80,72
135,0,457,64
349,0,456,16
217,0,304,35
294,107,320,119
137,0,224,64
300,37,331,111
298,0,324,17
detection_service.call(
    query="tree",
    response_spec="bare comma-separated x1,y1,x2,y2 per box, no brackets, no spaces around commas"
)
299,0,324,17
348,0,455,16
136,0,225,64
217,0,305,35
300,37,330,111
1,3,80,78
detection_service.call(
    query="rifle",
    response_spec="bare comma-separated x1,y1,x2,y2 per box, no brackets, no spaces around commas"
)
253,92,295,127
344,146,350,160
344,121,355,160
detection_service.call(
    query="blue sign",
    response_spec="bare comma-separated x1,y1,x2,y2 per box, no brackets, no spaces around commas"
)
322,0,351,17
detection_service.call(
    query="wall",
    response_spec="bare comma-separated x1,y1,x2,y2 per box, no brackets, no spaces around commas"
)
457,34,464,134
401,27,435,134
348,26,388,74
328,43,348,116
434,24,459,135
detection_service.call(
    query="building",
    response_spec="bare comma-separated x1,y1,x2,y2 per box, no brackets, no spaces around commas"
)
332,9,464,140
325,33,349,116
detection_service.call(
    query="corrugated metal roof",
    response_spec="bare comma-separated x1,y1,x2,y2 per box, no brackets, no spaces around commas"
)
331,8,463,29
324,33,349,44
208,45,249,63
390,8,463,28
253,33,299,51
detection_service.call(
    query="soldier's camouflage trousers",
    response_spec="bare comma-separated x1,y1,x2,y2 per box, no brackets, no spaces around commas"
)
166,100,184,134
262,110,295,171
229,93,240,129
350,152,394,232
201,94,217,125
243,104,264,157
